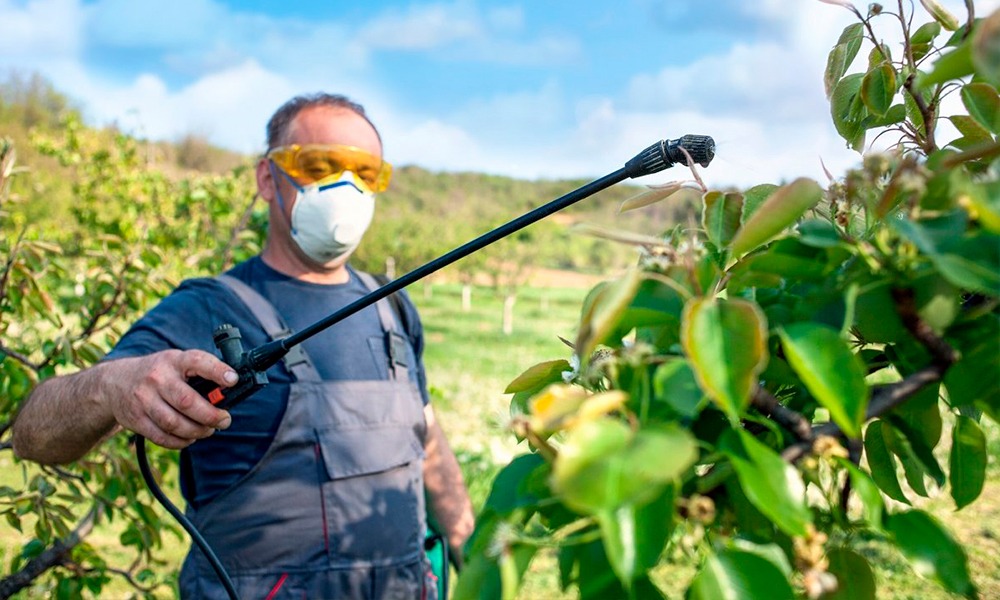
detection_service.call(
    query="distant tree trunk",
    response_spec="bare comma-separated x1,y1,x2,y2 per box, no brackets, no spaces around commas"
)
540,292,549,312
423,280,433,300
385,256,396,280
462,284,472,312
502,293,516,335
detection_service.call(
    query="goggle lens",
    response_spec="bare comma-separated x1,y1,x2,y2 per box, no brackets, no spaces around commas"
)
267,144,392,192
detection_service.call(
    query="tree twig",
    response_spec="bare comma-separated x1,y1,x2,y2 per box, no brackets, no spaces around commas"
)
891,286,960,365
751,388,814,442
782,363,946,462
0,507,97,599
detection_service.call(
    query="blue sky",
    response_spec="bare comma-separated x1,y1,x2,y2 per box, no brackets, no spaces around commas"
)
2,0,996,187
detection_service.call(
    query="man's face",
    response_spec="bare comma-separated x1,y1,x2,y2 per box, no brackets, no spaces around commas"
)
256,106,383,270
262,105,383,212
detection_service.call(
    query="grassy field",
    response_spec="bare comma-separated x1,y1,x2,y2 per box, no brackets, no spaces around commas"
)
1,279,997,598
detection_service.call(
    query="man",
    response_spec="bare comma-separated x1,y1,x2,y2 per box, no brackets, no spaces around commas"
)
13,93,474,599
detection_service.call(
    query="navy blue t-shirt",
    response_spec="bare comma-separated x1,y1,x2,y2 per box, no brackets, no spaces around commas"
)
105,257,428,507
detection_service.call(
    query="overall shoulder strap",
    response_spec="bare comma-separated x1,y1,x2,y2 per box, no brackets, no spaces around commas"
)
353,270,410,380
215,274,319,382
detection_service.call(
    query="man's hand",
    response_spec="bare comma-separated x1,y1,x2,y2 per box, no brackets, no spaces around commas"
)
106,350,237,448
12,349,238,464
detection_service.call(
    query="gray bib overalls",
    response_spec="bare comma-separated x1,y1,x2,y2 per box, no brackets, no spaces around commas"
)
178,272,435,599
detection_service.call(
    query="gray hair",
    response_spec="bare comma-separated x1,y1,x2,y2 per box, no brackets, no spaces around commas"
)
264,93,381,151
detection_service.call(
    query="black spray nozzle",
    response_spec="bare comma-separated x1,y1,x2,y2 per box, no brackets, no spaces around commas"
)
213,324,245,368
625,135,715,178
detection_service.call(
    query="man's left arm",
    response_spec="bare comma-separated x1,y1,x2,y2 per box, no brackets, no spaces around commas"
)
423,405,475,566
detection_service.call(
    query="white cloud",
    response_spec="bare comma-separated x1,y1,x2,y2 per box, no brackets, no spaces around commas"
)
75,60,294,153
0,0,84,64
358,3,482,50
388,118,486,172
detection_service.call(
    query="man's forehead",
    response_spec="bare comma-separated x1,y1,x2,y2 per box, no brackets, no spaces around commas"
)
287,107,378,144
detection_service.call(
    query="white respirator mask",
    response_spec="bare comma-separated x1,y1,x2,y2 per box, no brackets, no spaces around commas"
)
273,166,376,264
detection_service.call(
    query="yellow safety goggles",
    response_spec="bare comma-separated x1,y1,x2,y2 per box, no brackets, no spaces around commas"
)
267,144,392,193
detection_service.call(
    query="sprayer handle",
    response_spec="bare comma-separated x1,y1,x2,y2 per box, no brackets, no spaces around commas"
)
188,369,268,410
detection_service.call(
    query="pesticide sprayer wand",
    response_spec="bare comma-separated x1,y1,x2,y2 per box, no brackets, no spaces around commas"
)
140,134,715,600
242,134,715,382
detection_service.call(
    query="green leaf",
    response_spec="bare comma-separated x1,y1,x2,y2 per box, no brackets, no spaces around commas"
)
971,6,1000,86
863,420,910,504
730,178,824,257
681,298,768,419
918,40,973,89
861,63,897,116
652,359,703,418
703,191,744,248
733,238,835,284
689,548,796,600
886,509,976,597
575,269,644,360
618,277,687,350
949,115,994,149
961,82,1000,135
949,415,987,510
483,454,548,515
504,359,572,394
928,252,1000,295
552,421,697,514
741,184,779,224
720,429,812,537
778,323,869,438
830,74,867,151
824,23,865,97
853,281,907,343
453,530,537,600
879,422,932,496
596,484,675,585
824,547,877,600
885,414,945,487
837,459,885,531
911,21,942,45
892,215,1000,295
945,341,1000,422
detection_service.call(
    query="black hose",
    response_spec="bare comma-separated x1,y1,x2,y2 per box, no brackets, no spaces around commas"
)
135,436,240,600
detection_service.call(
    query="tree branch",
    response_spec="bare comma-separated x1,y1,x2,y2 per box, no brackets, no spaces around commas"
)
0,507,97,599
751,388,814,442
891,287,959,366
782,363,946,462
0,345,41,371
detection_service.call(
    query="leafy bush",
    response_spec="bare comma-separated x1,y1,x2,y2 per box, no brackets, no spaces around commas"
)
0,120,260,597
459,2,999,598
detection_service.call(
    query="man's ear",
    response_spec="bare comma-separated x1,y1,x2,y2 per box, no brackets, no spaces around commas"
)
256,158,275,203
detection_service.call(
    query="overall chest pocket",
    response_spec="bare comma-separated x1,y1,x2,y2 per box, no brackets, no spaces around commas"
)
314,424,426,564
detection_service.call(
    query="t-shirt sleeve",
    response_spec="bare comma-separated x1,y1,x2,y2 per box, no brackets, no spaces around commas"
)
104,278,226,361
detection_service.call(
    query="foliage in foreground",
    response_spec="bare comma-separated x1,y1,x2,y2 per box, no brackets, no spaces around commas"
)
459,2,1000,599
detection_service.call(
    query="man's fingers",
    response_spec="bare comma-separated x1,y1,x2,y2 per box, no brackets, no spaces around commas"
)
145,396,217,441
178,349,239,388
169,351,235,429
134,414,198,450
